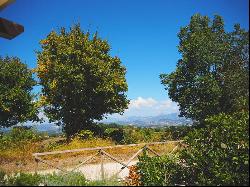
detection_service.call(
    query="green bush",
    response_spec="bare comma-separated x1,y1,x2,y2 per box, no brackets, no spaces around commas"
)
0,170,6,185
0,171,123,186
181,112,249,185
104,128,124,144
76,130,94,140
137,152,185,186
137,112,249,186
5,172,42,186
87,178,122,186
0,127,42,150
43,172,87,186
1,171,87,186
9,127,41,142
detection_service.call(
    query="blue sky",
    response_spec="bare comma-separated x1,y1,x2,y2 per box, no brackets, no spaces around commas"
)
0,0,249,117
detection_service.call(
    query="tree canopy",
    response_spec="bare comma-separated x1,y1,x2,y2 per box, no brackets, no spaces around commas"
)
0,56,38,127
160,14,249,123
36,24,129,138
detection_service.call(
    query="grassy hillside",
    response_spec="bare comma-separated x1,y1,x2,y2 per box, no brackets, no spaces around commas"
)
0,124,191,174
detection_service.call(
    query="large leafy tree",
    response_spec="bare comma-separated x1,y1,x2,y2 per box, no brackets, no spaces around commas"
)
36,24,129,138
160,14,249,122
0,56,38,127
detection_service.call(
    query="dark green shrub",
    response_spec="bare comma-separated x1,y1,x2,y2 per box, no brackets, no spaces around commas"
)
6,172,42,186
10,127,41,142
43,172,87,186
0,170,6,185
104,128,124,144
137,112,249,186
1,172,87,186
137,153,185,186
181,112,249,186
76,130,94,140
0,127,42,150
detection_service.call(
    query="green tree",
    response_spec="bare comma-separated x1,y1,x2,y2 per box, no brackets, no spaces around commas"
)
0,56,38,127
36,24,129,139
160,14,249,122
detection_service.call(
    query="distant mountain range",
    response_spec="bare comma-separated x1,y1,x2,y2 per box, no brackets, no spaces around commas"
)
0,113,192,133
101,113,192,127
0,122,63,135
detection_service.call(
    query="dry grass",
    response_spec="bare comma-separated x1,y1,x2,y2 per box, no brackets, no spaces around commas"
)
0,136,181,174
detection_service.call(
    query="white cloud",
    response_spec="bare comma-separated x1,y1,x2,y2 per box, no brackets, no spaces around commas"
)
129,97,157,109
114,97,179,118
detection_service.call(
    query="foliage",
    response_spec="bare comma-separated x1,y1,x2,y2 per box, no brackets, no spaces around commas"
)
137,153,185,186
0,170,123,186
0,170,6,186
74,123,192,145
180,112,249,186
76,130,94,140
104,127,124,144
43,172,87,186
86,178,123,186
36,24,129,138
0,126,42,150
160,14,249,123
0,127,46,167
3,172,42,186
161,126,193,140
0,56,39,128
137,112,249,186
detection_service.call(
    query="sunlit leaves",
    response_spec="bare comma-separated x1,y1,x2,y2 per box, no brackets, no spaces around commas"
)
36,24,129,138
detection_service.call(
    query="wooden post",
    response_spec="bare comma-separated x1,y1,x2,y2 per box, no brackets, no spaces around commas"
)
100,150,105,181
35,158,39,173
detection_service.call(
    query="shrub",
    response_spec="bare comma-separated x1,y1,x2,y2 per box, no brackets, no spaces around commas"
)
86,178,122,186
43,172,87,186
76,130,94,140
137,112,249,186
0,127,41,150
104,128,124,144
0,170,6,185
1,171,87,186
181,112,249,185
5,172,42,186
137,152,185,186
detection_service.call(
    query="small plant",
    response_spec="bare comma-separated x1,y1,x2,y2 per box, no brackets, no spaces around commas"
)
0,170,6,185
5,172,42,186
76,130,94,140
86,178,123,186
43,172,87,186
